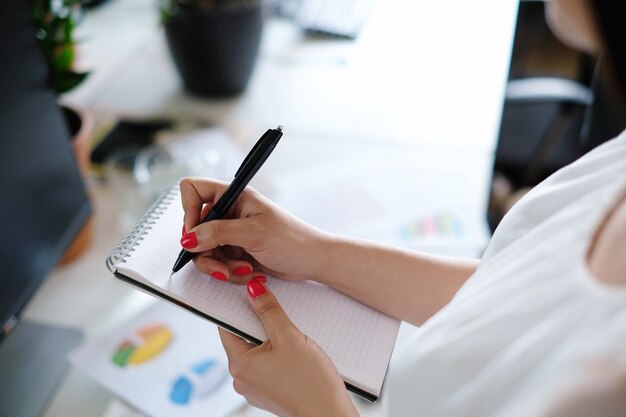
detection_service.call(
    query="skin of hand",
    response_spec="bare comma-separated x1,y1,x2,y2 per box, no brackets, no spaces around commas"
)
179,177,331,284
219,278,359,417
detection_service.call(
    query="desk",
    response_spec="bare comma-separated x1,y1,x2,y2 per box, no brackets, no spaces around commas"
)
22,0,518,415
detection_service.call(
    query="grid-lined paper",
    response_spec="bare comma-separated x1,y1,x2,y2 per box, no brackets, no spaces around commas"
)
115,189,400,397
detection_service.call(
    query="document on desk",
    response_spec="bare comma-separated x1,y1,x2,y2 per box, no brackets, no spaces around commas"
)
271,147,492,258
106,187,400,402
70,302,245,417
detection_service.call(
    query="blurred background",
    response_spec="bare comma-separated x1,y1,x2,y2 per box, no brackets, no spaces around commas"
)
1,0,622,416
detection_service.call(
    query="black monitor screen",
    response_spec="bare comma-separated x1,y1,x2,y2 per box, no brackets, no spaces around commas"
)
0,0,91,336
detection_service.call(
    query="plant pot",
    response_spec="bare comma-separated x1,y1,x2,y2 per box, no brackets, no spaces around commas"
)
163,1,263,97
57,106,95,265
62,106,93,178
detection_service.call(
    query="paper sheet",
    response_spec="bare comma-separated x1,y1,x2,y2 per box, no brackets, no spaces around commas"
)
71,302,245,417
270,147,492,258
102,399,145,417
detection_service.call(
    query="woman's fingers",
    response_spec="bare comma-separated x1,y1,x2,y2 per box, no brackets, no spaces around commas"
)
193,252,265,284
200,203,212,219
193,253,231,281
224,258,267,285
246,280,298,344
218,327,253,363
184,218,260,254
179,178,229,231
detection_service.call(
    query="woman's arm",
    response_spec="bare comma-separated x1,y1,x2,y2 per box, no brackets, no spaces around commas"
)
310,235,479,326
180,178,478,326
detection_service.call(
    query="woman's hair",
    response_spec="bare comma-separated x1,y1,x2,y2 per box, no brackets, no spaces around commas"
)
590,1,626,103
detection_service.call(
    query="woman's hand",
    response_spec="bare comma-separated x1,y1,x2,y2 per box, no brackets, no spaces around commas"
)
220,278,359,417
179,177,330,283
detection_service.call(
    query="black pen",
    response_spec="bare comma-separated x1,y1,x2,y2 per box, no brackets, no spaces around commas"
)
171,125,284,276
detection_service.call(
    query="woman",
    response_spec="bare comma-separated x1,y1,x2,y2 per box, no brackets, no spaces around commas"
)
177,1,626,415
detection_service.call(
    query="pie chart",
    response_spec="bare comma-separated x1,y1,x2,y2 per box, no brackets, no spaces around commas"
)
169,358,228,405
112,323,173,367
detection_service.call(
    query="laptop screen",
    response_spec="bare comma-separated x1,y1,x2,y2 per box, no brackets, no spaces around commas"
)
0,0,91,337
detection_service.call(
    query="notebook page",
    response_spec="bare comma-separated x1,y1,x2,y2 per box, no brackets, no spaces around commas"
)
117,190,400,395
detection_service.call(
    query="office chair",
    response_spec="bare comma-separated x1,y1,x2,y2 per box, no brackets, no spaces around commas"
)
490,0,626,233
488,1,599,230
493,0,597,189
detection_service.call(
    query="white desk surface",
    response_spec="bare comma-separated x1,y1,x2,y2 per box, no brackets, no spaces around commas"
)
62,0,518,152
21,0,519,415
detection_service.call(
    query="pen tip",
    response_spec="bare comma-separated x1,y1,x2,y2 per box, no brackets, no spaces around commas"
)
169,271,175,279
276,125,283,132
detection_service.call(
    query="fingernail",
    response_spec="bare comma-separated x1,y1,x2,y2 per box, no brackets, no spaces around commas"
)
252,275,267,283
247,279,266,299
233,266,252,276
210,271,228,281
182,224,187,236
180,232,197,249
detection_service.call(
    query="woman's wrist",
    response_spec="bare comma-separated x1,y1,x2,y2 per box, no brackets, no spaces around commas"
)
308,232,358,286
297,389,359,417
328,396,360,417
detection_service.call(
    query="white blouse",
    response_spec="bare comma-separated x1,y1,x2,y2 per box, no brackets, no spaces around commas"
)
387,131,626,416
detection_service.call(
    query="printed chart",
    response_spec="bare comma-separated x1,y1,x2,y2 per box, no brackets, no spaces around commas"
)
169,358,228,405
112,324,173,367
71,302,244,417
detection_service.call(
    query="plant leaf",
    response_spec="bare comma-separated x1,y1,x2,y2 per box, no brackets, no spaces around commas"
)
54,71,90,94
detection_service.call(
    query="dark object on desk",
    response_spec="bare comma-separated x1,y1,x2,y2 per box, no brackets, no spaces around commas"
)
172,125,284,273
82,0,112,8
0,321,83,417
161,0,263,97
296,0,375,39
0,0,91,415
91,119,173,167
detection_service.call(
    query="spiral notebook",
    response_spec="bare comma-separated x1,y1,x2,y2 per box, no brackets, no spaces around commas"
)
107,186,400,402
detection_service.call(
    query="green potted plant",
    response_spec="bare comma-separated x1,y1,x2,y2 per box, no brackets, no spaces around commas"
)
160,0,263,97
32,0,89,94
32,0,92,176
32,0,94,264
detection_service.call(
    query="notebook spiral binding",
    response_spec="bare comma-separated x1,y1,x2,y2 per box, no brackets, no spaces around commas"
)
106,186,179,273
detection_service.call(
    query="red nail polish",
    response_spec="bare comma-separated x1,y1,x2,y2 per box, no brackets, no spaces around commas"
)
182,224,187,236
210,271,228,281
252,275,267,283
233,266,252,276
247,279,266,299
180,232,197,249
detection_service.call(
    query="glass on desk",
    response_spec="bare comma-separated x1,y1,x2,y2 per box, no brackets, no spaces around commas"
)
104,148,153,232
134,142,225,201
133,145,188,204
104,128,238,231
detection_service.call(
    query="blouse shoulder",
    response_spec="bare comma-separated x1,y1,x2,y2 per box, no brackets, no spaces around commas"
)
482,131,626,262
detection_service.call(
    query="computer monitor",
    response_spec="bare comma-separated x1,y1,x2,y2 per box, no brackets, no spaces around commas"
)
0,1,92,415
0,0,91,338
